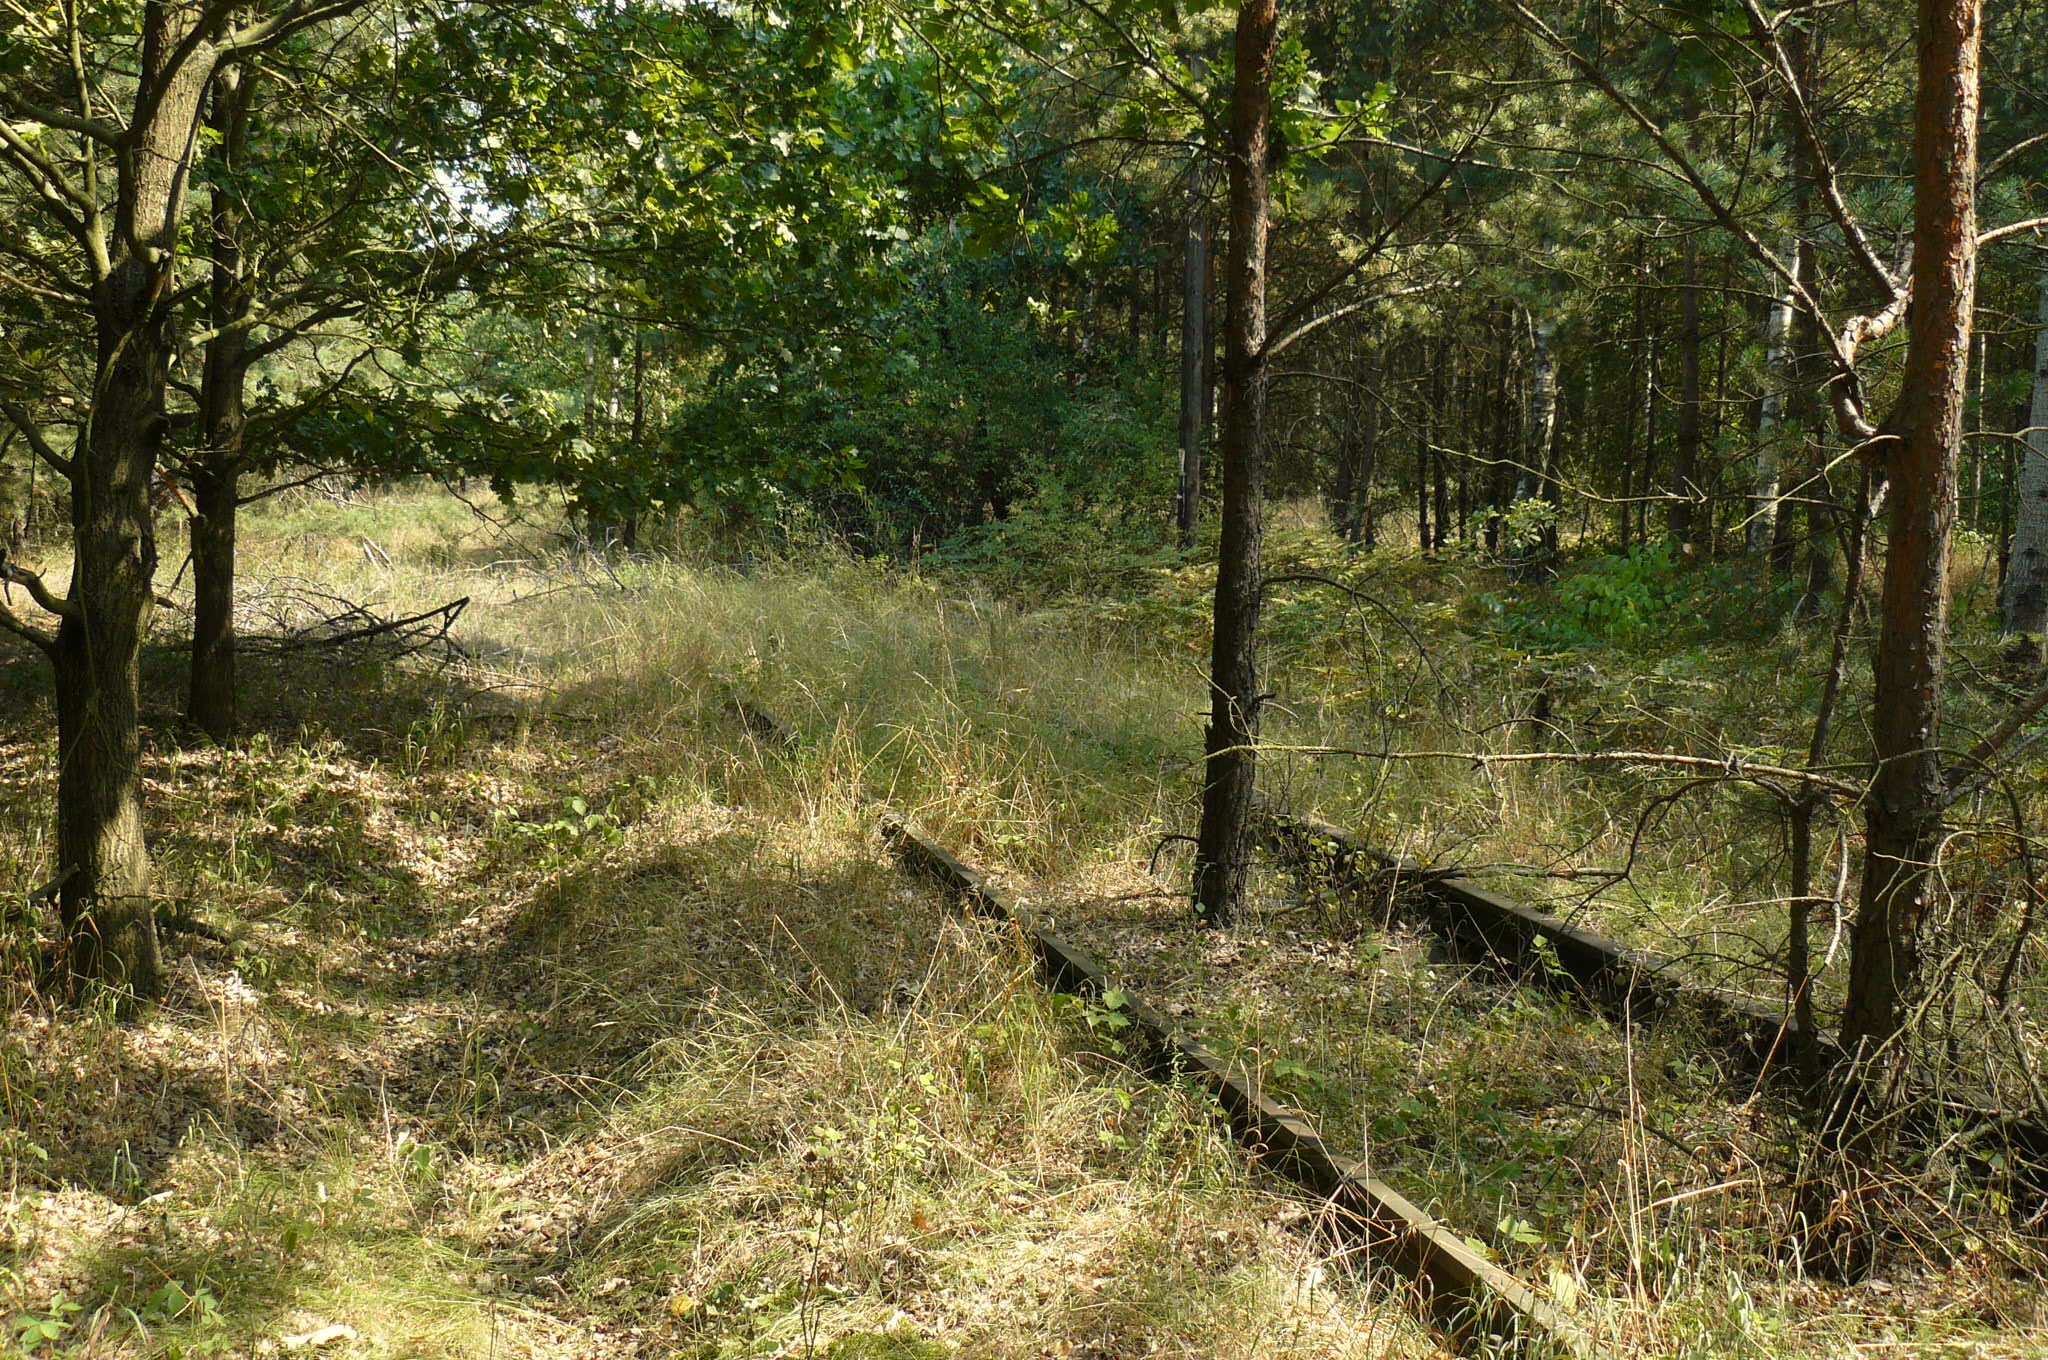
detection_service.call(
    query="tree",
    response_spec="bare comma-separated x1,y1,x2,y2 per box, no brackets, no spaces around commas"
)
175,19,486,741
1191,0,1278,925
0,0,374,999
1999,262,2048,642
1176,190,1209,547
1835,0,1984,1099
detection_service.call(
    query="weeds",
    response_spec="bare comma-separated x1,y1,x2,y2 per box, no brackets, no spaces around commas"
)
1,485,2042,1358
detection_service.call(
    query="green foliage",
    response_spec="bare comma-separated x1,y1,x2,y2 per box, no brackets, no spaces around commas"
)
501,794,627,861
1480,546,1795,652
659,240,1174,571
1500,497,1557,554
7,1296,79,1355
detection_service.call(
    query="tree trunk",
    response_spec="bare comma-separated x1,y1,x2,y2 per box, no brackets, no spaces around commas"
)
61,0,218,999
1192,0,1278,926
1416,355,1431,551
1837,0,1982,1099
188,60,253,744
187,470,239,742
1750,278,1793,554
1431,342,1450,550
1177,195,1208,548
1519,316,1558,497
1619,284,1645,547
1999,263,2048,638
1353,351,1381,545
1670,243,1702,551
616,327,646,551
1639,312,1660,548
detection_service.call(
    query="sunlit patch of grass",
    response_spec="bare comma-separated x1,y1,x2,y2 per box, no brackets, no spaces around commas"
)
3,486,1441,1359
4,484,2043,1360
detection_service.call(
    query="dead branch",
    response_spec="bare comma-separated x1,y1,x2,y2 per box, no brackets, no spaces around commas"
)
1264,743,1867,799
241,586,469,662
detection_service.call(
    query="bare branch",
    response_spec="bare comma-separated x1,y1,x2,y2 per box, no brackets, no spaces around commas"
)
0,118,98,221
1979,217,2048,250
1269,742,1867,799
0,88,124,146
0,597,58,657
1739,0,1901,297
0,555,76,620
1831,282,1912,441
223,0,392,56
1943,675,2048,811
1263,282,1437,360
0,400,76,477
1981,130,2048,182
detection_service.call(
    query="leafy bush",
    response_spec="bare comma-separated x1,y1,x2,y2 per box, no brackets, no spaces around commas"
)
1481,545,1796,651
654,235,1173,570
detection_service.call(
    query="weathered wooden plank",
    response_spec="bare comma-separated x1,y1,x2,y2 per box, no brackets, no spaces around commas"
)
722,691,799,748
1259,802,2048,1200
879,811,1598,1358
1260,803,1836,1063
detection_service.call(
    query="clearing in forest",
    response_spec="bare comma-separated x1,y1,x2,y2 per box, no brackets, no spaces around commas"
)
3,489,2043,1360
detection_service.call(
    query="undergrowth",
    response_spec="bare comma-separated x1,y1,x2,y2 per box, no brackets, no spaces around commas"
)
1,484,2042,1359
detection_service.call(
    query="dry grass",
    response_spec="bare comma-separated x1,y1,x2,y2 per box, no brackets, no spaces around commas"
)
0,486,1436,1360
1,483,2043,1359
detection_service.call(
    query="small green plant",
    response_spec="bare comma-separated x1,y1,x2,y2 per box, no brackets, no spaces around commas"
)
401,704,471,775
141,1279,231,1359
1073,987,1132,1055
8,1297,79,1354
1501,497,1556,554
504,795,625,860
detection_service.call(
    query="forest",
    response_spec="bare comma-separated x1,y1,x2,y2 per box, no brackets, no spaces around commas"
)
2,0,2046,1356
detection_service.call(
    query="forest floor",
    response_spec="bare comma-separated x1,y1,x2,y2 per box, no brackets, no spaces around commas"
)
2,486,2043,1359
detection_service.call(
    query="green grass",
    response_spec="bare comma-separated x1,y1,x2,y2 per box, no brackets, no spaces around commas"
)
2,483,2043,1359
0,485,1439,1360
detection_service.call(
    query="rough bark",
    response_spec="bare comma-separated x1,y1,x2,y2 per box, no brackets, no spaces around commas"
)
1192,0,1278,926
1670,243,1702,551
188,60,253,743
1177,195,1208,548
60,0,221,999
1837,0,1982,1090
1999,263,2048,638
187,467,239,741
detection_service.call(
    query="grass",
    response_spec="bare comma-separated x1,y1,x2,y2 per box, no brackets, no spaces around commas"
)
1,482,2043,1358
0,485,1439,1360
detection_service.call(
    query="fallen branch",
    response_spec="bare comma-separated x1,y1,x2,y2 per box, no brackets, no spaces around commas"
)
1263,744,1867,800
243,592,469,661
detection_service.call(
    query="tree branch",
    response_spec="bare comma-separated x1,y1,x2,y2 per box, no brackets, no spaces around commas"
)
0,400,75,477
0,555,76,620
1980,130,2048,182
222,0,391,56
0,595,59,657
0,118,98,222
1979,217,2048,250
1063,0,1211,122
1739,0,1901,297
1943,674,2048,811
1497,0,1889,430
0,88,124,146
1263,282,1436,360
1831,281,1912,442
1270,742,1867,799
